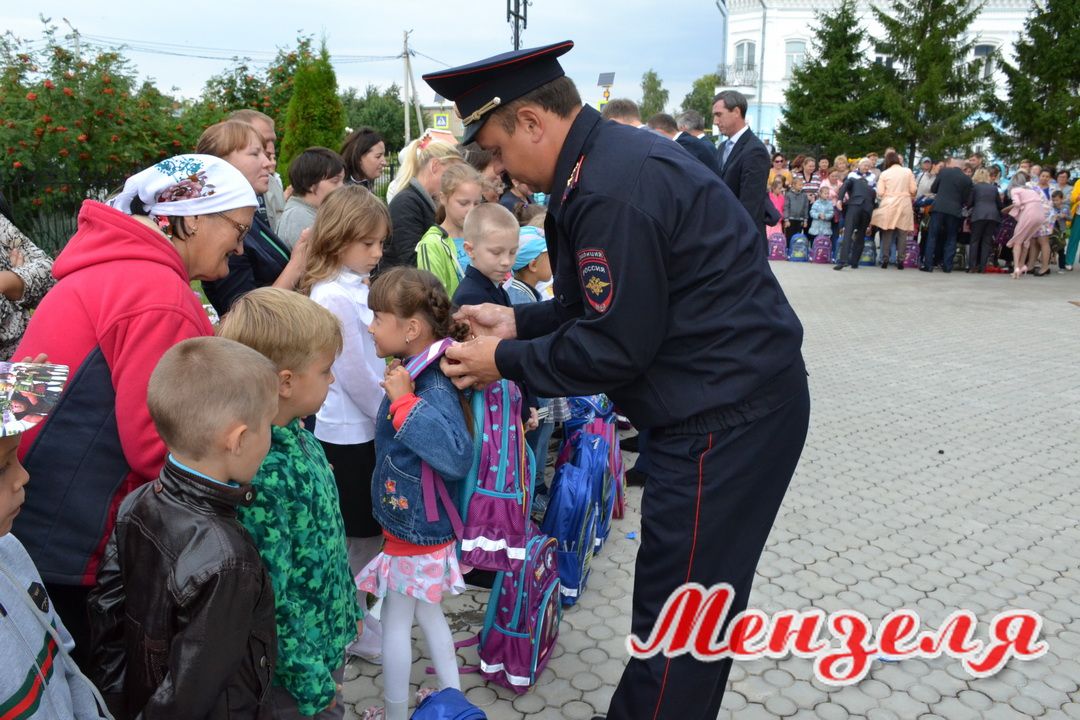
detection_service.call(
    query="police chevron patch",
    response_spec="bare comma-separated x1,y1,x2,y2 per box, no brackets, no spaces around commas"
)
577,248,613,313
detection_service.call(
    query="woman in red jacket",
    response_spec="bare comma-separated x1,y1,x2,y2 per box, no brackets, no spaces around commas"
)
12,154,258,661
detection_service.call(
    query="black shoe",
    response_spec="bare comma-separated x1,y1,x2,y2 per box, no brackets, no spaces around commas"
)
620,433,640,453
897,263,904,270
625,467,649,487
833,264,845,270
463,568,497,590
919,267,932,273
881,261,888,269
942,268,952,273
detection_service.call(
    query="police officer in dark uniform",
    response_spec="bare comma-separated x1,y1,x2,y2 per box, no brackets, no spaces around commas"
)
424,41,810,720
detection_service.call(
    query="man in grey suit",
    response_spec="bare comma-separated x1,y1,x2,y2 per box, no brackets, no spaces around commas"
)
713,91,772,249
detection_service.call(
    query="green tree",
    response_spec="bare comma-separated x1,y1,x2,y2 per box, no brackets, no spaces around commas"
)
871,0,994,166
201,60,266,111
264,35,314,122
991,0,1080,163
776,0,889,158
681,73,720,127
0,18,185,252
639,69,669,121
341,84,406,153
278,42,346,174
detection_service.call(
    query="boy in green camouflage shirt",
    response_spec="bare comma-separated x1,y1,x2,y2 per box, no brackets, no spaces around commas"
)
219,288,363,718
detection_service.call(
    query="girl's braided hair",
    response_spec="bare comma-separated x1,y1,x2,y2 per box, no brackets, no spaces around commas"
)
368,266,470,342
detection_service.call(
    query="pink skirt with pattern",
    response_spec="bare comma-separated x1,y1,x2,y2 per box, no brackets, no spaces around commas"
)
355,545,465,604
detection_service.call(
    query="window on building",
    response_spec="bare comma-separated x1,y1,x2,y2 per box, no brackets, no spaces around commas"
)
785,40,807,77
735,41,757,71
873,45,894,71
973,44,995,79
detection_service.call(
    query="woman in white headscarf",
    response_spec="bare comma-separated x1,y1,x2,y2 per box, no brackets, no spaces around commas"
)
10,154,258,659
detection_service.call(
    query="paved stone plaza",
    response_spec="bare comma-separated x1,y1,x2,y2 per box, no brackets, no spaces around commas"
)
344,264,1080,719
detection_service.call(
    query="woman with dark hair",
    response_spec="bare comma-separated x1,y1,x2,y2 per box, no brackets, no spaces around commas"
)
341,127,388,190
197,120,308,314
870,150,916,268
498,173,533,212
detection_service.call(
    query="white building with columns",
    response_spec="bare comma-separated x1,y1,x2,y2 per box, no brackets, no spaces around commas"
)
715,0,1033,150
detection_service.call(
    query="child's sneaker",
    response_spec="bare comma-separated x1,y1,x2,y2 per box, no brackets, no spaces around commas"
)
530,492,550,522
347,629,382,665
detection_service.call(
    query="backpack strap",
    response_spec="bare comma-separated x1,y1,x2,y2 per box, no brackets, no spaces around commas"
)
405,337,467,539
421,463,464,540
404,337,454,378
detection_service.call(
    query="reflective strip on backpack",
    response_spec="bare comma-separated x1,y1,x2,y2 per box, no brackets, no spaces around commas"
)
460,536,527,559
479,660,532,687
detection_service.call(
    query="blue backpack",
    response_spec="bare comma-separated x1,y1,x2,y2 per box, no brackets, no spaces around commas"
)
410,688,486,719
541,437,603,605
563,396,619,550
789,233,810,262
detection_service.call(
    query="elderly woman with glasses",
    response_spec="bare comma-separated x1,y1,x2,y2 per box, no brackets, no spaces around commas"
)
10,154,259,659
197,120,310,315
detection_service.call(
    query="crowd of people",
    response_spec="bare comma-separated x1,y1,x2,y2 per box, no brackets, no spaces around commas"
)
0,94,571,718
601,92,1079,279
30,57,1080,720
763,150,1077,277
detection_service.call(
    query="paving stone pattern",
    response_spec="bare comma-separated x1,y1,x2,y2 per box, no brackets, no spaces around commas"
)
343,265,1080,718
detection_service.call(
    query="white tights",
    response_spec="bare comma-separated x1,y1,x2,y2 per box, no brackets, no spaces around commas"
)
381,590,459,720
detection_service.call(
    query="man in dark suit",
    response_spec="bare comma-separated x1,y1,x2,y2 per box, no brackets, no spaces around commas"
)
924,157,973,273
834,158,877,270
644,111,722,176
713,90,772,249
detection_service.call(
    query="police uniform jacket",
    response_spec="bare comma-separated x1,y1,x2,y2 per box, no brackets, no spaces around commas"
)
493,105,804,429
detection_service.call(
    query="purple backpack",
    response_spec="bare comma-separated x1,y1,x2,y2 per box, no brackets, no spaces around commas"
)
768,233,787,260
811,234,832,264
476,528,561,693
406,339,534,574
903,232,921,268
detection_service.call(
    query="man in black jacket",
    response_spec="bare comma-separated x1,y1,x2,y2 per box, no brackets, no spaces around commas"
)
924,158,973,273
713,91,772,249
647,112,722,177
834,159,877,270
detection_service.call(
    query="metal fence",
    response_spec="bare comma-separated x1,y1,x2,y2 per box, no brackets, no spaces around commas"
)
1,172,125,257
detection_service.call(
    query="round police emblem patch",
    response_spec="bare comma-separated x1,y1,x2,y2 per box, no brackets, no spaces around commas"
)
577,248,613,313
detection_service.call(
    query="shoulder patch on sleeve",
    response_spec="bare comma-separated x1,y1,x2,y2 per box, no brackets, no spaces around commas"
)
577,248,613,313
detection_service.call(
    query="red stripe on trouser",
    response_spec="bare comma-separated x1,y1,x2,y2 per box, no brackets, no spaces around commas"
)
651,432,714,720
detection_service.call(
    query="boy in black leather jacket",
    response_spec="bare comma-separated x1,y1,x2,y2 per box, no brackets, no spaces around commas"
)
89,337,280,719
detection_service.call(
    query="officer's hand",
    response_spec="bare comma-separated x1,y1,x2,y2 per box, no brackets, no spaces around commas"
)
454,304,517,340
440,336,503,389
526,407,539,431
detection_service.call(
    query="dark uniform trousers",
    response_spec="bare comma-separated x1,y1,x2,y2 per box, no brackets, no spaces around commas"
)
607,367,810,720
838,205,871,268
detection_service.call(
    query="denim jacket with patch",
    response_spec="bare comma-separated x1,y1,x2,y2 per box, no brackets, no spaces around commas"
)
371,361,473,545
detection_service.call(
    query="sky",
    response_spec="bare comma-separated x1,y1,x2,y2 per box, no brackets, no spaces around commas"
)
7,2,725,115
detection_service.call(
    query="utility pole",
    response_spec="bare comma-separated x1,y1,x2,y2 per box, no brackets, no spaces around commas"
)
404,48,425,136
403,31,412,145
507,0,529,50
62,17,80,64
